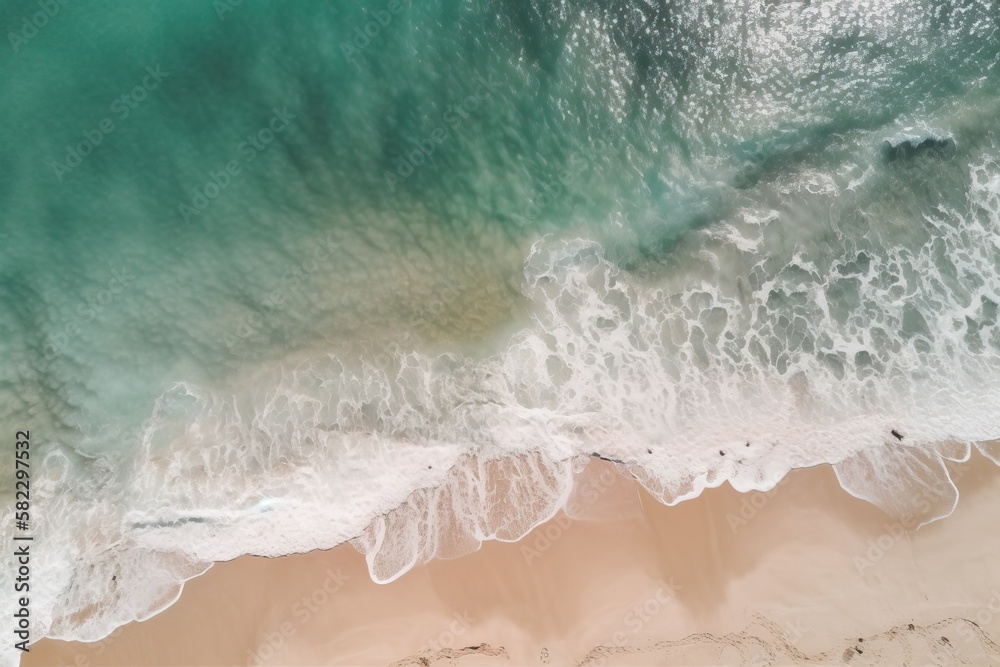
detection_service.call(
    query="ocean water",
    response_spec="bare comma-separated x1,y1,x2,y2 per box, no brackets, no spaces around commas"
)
2,0,1000,654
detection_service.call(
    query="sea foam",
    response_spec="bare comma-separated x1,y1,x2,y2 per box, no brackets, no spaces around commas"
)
7,155,1000,651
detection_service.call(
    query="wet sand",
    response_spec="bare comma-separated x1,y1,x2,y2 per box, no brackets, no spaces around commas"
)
24,453,1000,666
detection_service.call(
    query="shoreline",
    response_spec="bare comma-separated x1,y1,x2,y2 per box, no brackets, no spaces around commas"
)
24,454,1000,666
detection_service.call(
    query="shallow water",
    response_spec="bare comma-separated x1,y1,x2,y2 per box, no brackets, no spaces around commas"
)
2,0,1000,652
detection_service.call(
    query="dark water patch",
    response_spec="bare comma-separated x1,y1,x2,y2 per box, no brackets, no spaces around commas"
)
882,134,958,162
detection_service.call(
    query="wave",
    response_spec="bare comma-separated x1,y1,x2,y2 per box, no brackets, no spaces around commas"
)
881,130,958,162
7,152,1000,651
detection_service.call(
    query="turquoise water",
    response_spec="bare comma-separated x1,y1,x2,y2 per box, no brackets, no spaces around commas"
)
2,0,1000,652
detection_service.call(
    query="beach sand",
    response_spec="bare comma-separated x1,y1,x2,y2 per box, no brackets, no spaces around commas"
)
24,452,1000,666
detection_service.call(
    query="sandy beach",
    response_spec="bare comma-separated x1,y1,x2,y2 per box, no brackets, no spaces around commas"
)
24,453,1000,667
9,1,1000,666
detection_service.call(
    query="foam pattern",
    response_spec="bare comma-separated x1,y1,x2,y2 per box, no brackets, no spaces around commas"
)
13,143,1000,654
351,452,576,583
4,2,1000,663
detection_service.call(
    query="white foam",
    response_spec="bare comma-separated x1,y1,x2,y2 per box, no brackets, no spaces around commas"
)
18,157,1000,649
